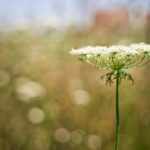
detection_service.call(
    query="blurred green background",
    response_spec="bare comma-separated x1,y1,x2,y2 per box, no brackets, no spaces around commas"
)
0,0,150,150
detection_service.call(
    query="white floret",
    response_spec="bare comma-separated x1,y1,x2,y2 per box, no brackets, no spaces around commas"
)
108,45,138,55
70,46,108,55
130,43,150,53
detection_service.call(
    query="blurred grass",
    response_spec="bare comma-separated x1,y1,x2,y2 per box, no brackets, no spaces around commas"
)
0,28,150,150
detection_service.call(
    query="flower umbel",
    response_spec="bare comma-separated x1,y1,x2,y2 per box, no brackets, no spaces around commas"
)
70,43,150,85
70,43,150,70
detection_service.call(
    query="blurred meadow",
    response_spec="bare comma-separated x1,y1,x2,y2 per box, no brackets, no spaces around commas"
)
0,0,150,150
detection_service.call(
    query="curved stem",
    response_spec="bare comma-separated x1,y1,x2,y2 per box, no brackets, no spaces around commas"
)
115,71,120,150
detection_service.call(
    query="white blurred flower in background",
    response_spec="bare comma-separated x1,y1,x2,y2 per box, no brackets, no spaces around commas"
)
15,77,46,102
54,128,71,143
70,130,83,146
28,107,45,124
87,135,102,150
72,89,91,105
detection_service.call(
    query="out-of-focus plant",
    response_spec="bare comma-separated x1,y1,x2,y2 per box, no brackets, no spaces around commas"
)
70,43,150,150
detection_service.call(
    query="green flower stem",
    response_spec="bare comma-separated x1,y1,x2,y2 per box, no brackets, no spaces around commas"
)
115,71,120,150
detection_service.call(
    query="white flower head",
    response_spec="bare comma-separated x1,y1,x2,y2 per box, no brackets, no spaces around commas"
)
70,43,150,70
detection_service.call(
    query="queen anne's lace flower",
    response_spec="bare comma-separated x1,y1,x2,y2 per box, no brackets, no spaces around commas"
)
70,43,150,70
70,43,150,150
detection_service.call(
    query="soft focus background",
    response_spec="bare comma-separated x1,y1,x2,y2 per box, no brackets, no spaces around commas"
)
0,0,150,150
